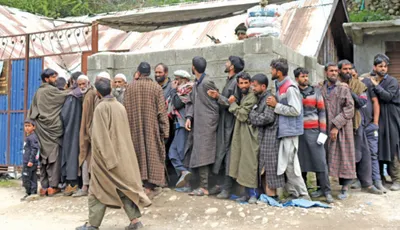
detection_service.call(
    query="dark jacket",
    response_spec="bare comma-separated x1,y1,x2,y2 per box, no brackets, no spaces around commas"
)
23,133,40,165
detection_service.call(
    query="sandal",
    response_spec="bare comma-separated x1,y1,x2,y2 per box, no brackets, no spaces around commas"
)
189,188,208,196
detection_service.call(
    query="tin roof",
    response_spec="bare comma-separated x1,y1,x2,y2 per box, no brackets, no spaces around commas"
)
0,0,346,76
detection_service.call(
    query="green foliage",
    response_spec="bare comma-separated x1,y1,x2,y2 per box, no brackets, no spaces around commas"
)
349,9,392,22
0,0,208,18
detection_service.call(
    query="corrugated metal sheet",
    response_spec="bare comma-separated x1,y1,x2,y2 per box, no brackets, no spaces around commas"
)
0,113,7,165
9,112,24,165
28,58,43,108
10,59,25,110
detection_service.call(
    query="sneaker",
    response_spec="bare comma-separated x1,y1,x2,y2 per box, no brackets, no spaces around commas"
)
64,185,78,196
20,194,30,201
76,223,99,230
390,182,400,191
325,194,334,204
310,189,323,198
373,180,388,193
248,196,258,204
337,190,349,200
362,186,383,195
47,187,61,196
72,189,89,197
125,221,144,230
176,171,192,188
216,190,230,199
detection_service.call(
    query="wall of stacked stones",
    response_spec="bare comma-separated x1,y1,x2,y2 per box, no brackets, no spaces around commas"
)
87,36,325,90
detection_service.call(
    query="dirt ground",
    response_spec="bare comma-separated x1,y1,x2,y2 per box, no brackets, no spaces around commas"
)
1,180,400,230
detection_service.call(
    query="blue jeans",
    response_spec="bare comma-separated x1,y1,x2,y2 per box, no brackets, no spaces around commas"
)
365,123,380,181
169,128,189,175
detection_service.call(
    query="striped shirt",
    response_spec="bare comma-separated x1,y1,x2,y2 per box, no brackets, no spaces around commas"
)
300,86,327,133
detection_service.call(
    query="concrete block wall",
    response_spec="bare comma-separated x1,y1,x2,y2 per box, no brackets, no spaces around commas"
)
88,36,325,90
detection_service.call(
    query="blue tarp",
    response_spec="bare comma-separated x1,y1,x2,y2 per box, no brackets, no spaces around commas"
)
258,194,331,209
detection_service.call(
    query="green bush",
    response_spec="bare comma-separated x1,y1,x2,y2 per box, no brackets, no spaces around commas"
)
350,9,392,22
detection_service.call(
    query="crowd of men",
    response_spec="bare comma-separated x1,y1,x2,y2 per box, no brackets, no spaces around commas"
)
26,53,400,229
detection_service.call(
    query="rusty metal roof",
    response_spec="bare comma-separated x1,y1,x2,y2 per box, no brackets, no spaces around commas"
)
0,0,344,76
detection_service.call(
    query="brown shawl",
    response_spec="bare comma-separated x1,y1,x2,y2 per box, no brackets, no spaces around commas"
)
348,78,367,130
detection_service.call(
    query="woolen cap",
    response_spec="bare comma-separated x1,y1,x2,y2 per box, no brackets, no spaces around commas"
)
24,118,36,126
137,62,151,75
229,56,245,72
174,70,192,80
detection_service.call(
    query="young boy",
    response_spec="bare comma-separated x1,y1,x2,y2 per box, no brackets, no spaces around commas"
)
21,119,40,201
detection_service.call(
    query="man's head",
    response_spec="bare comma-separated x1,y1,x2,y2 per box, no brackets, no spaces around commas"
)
114,73,127,90
270,58,288,80
55,77,67,90
338,59,353,82
192,56,207,75
174,70,192,85
225,56,245,74
77,75,90,93
137,62,151,78
70,71,83,85
373,54,390,77
324,62,339,83
251,73,269,95
95,78,112,98
294,67,309,87
235,23,247,40
24,119,35,135
237,72,251,95
41,68,58,85
155,63,169,83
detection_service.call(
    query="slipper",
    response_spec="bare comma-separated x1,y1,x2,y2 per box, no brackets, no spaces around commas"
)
176,171,192,188
209,185,222,195
189,188,208,196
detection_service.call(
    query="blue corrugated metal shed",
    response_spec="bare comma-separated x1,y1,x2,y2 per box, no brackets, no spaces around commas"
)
11,59,25,111
10,112,24,165
28,58,42,109
0,113,7,165
0,95,7,111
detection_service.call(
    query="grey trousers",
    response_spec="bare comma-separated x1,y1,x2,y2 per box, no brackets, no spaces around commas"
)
279,137,309,197
89,191,141,227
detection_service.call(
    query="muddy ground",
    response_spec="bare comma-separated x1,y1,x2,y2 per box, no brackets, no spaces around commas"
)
0,179,399,230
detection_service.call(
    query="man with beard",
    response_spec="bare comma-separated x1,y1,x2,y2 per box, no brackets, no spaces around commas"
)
60,71,85,196
112,73,127,104
320,62,355,200
28,69,69,196
337,60,383,195
73,75,98,197
266,58,309,200
124,62,169,199
168,70,194,191
294,68,333,203
155,63,175,159
370,55,400,191
185,56,219,196
249,74,285,200
227,72,259,204
207,56,244,199
75,78,151,230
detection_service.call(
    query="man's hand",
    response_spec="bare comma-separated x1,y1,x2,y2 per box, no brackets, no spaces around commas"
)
266,96,277,108
228,95,236,105
207,90,219,99
27,162,33,167
330,127,339,142
172,80,178,89
185,119,191,131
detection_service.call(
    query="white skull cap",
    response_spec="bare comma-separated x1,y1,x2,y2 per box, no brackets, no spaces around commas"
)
77,74,90,81
114,73,127,82
97,72,111,80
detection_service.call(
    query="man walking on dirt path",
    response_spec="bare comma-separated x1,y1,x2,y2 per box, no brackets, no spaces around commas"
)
76,78,151,230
